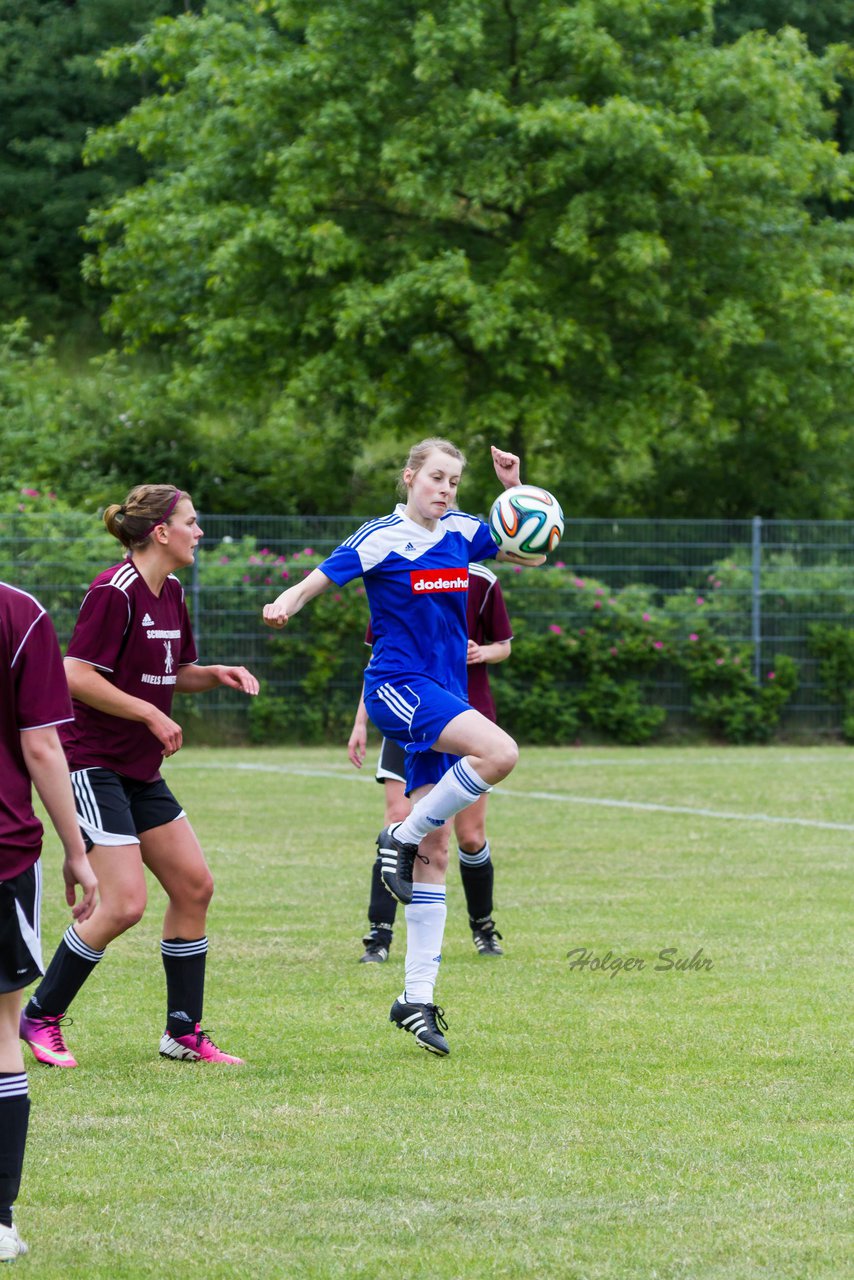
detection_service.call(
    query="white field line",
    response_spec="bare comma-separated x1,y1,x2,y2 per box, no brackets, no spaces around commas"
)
168,760,854,834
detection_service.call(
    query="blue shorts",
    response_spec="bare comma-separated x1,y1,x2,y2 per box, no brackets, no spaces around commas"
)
364,674,470,755
375,736,458,797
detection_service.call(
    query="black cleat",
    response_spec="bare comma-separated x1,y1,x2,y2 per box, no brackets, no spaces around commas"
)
377,825,428,906
389,998,450,1056
472,919,504,956
360,929,392,963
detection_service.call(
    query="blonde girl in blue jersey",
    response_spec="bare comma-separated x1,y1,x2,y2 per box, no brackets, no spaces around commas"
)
263,441,543,1054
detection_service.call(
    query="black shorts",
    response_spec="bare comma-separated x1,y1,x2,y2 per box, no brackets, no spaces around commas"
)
70,768,185,851
375,737,406,785
0,863,43,993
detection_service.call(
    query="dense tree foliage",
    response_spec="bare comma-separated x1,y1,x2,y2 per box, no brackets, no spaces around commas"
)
0,0,184,330
78,0,854,518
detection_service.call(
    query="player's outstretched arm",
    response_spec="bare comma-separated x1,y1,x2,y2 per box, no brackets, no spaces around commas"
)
175,665,260,696
21,727,98,922
263,568,333,629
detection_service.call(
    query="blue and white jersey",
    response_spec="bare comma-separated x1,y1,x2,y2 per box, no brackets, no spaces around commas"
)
320,503,497,699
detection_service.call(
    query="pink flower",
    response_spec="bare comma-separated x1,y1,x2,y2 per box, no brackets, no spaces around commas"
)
578,628,586,636
280,570,289,580
609,647,617,656
302,568,311,576
654,641,663,650
304,547,314,556
609,598,617,606
219,556,230,564
643,612,651,622
334,593,342,602
714,580,722,589
696,596,705,605
356,586,365,595
574,578,585,589
689,633,698,642
767,671,776,680
242,575,250,583
249,555,259,564
292,552,301,559
513,566,522,573
22,488,40,498
265,577,272,585
593,600,602,609
716,658,724,665
595,587,605,596
555,561,566,569
276,555,286,564
549,624,563,634
48,491,56,500
260,547,270,556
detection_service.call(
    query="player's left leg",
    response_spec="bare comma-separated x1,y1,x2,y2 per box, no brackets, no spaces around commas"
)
140,817,242,1065
454,794,503,956
362,769,408,964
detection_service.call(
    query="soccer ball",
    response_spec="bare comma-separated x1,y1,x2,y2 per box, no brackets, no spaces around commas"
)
488,485,565,558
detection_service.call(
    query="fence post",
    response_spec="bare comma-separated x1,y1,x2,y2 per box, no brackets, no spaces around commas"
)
751,515,762,682
191,518,202,648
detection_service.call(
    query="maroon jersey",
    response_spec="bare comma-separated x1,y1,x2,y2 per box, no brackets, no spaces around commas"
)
60,562,198,783
464,562,512,722
0,582,73,877
365,561,512,723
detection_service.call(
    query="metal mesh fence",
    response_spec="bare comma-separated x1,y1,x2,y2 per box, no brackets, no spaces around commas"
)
3,512,853,735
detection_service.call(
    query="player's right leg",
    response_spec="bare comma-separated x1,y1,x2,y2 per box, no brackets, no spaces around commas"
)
0,940,31,1258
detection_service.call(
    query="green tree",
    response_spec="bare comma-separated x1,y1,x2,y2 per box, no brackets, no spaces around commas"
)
0,0,184,332
83,0,854,517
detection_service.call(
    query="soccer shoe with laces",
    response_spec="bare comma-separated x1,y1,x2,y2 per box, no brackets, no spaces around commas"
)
360,930,392,963
0,1223,28,1261
389,997,450,1056
472,919,504,956
19,1011,77,1068
377,825,428,905
159,1023,244,1064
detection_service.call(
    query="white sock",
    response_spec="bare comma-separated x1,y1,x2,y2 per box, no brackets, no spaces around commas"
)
395,759,491,846
404,884,447,1005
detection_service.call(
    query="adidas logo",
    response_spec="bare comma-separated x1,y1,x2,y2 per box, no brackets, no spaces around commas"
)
404,542,416,552
142,613,154,626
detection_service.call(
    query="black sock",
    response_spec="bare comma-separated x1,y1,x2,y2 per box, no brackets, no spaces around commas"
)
368,857,397,933
458,843,495,926
25,926,105,1019
0,1076,29,1228
161,937,208,1037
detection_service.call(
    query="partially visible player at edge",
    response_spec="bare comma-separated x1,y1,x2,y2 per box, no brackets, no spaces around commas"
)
263,442,545,1057
0,582,97,1262
20,485,259,1070
349,558,512,961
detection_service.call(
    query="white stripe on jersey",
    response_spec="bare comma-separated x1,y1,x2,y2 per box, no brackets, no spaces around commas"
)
109,563,138,593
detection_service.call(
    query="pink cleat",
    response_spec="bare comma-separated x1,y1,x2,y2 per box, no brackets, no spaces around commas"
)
19,1011,77,1068
159,1024,244,1064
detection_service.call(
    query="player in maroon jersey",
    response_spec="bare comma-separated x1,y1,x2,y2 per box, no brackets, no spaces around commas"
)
348,561,512,960
19,485,259,1068
0,582,97,1261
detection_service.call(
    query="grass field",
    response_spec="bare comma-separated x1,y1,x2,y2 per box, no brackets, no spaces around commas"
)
21,745,852,1279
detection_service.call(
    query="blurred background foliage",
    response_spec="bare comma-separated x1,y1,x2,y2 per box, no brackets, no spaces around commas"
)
0,0,852,521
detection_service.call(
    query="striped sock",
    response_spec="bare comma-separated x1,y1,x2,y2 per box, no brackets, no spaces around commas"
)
162,937,208,1036
458,842,495,924
0,1075,29,1228
25,926,105,1019
404,884,447,1005
395,759,491,846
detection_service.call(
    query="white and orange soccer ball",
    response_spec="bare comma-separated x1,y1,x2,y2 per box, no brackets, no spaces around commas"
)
488,484,565,559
